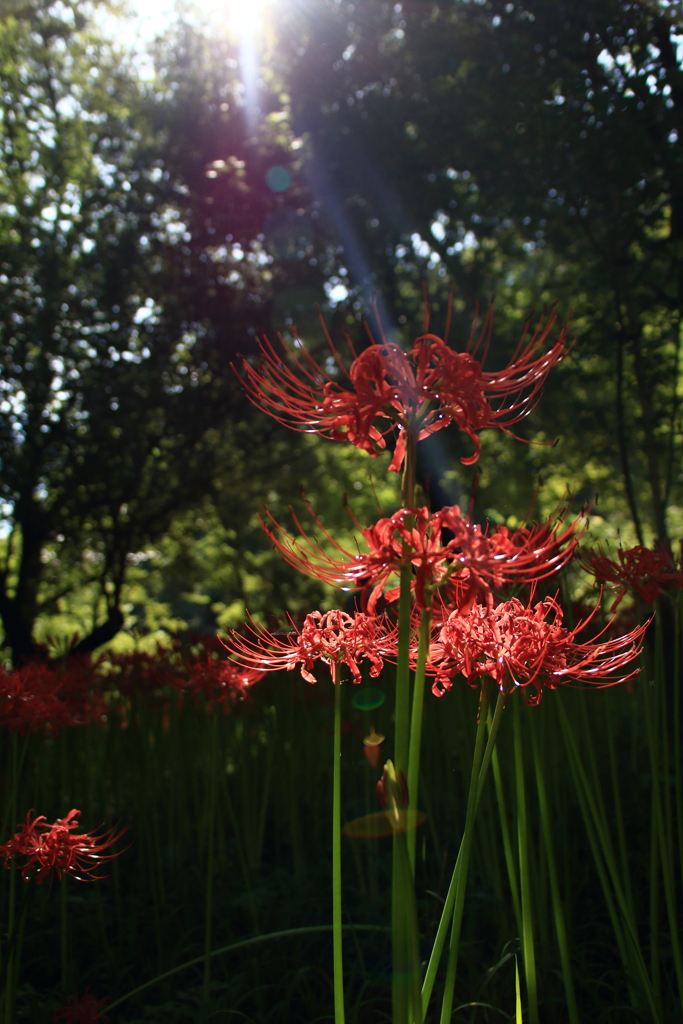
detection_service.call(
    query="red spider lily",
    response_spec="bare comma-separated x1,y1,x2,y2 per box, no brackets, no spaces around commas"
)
0,809,127,884
53,993,110,1023
181,656,265,703
222,609,398,684
581,543,683,610
235,305,569,470
83,635,264,716
260,500,584,613
0,662,85,735
427,593,646,704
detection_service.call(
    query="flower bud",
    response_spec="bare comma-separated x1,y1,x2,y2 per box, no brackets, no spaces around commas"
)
376,760,409,830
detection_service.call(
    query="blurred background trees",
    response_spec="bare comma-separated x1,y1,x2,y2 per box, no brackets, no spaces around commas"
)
0,0,680,660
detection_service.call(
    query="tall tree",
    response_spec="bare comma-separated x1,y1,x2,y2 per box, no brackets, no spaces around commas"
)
0,1,309,663
276,0,683,542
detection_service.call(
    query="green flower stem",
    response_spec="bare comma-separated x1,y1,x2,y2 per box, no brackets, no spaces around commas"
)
4,735,18,1024
106,924,390,1015
674,598,683,904
437,684,491,1024
643,652,683,1009
530,717,579,1024
393,558,415,1024
605,698,636,922
60,875,68,990
475,689,506,810
407,609,432,874
395,562,413,779
392,841,409,1024
332,663,345,1024
203,710,218,1004
396,421,417,778
391,425,417,1023
513,696,538,1024
515,956,523,1024
395,828,423,1024
0,883,31,1024
557,698,660,1022
419,685,504,1022
490,741,522,937
650,800,661,1005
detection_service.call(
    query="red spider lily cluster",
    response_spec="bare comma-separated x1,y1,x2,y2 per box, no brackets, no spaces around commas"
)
225,302,645,705
225,609,398,684
260,499,584,614
427,593,646,703
0,660,87,735
581,542,683,610
0,635,264,735
0,809,126,884
236,304,568,470
53,993,110,1023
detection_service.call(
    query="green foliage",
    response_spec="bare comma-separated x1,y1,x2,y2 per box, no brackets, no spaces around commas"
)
272,0,683,545
2,0,682,648
33,428,401,649
0,3,319,660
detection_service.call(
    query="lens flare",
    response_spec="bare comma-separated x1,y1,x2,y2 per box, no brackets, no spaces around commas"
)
342,810,427,840
351,687,385,711
224,0,269,36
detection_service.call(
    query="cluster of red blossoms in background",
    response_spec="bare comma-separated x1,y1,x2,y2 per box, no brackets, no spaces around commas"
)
581,542,683,610
53,992,110,1023
0,634,264,735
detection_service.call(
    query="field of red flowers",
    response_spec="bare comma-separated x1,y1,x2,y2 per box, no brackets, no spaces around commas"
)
1,301,682,1024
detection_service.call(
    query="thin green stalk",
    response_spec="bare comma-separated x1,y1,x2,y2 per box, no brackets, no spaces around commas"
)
407,609,432,873
438,684,492,1024
254,706,276,873
395,562,414,778
605,698,636,921
420,686,505,1020
60,876,68,991
643,654,683,1009
476,689,506,809
395,829,423,1024
391,427,417,1024
106,924,390,1014
0,883,31,1024
490,745,522,937
395,421,417,777
558,698,661,1022
393,559,415,1024
674,597,683,901
4,735,18,1024
649,801,661,1006
222,774,260,934
203,710,219,1004
332,663,345,1024
513,697,538,1024
530,717,579,1024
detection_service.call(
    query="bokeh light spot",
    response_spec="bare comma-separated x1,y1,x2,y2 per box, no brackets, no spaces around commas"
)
343,810,427,839
351,687,385,711
266,166,291,192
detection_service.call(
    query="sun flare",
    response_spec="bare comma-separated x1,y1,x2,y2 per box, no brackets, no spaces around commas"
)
223,0,270,37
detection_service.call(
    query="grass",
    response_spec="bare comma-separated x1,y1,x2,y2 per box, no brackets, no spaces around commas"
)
0,611,681,1022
